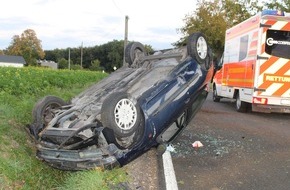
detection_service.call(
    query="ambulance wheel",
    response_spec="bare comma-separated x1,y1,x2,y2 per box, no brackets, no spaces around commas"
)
236,93,248,112
187,32,208,65
125,42,146,66
213,86,220,102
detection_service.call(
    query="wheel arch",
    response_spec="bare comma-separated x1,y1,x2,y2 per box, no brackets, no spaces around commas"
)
233,89,239,99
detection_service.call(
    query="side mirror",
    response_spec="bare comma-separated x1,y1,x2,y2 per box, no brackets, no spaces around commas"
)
211,54,223,83
214,54,223,71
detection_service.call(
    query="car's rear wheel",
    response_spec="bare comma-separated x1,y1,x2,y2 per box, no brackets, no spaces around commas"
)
101,92,144,138
187,32,210,70
31,96,66,138
125,42,146,66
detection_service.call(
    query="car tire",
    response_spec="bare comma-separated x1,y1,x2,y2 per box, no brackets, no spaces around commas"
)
187,32,209,66
31,96,67,138
236,93,247,112
213,85,221,102
125,42,146,66
101,92,144,138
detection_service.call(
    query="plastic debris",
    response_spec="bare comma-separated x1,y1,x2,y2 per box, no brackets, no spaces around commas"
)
192,141,204,149
167,144,176,152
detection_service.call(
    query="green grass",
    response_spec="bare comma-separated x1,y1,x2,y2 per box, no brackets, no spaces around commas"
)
0,67,129,189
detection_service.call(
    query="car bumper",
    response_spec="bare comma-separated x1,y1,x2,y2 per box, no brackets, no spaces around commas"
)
252,104,290,113
36,144,120,170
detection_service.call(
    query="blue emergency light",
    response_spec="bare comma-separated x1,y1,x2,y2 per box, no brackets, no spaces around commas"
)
262,10,285,16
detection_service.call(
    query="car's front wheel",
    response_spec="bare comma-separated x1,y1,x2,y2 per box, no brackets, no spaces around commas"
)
101,92,144,138
187,32,211,70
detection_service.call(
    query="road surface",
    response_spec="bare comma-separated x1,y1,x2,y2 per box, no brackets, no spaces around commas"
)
171,93,290,190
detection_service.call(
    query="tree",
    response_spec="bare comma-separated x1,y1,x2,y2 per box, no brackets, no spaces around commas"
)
7,29,45,66
43,40,153,72
89,59,103,71
264,0,290,12
58,58,68,69
70,64,82,70
0,50,4,55
176,0,262,58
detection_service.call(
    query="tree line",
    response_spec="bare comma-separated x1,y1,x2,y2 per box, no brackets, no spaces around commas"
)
177,0,290,60
1,0,289,71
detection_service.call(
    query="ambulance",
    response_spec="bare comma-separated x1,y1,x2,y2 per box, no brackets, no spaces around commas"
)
212,10,290,113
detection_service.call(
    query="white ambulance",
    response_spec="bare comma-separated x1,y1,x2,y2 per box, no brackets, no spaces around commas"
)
213,10,290,113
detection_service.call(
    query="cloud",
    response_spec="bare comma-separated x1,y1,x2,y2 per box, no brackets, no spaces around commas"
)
0,0,196,50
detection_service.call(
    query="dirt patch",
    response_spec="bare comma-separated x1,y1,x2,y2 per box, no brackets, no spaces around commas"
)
124,149,159,190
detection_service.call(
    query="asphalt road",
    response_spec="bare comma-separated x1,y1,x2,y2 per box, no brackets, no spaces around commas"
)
171,93,290,190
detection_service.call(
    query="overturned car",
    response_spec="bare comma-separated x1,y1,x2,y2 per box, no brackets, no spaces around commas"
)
28,32,215,170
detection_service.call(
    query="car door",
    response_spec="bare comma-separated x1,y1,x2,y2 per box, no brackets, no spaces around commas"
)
144,58,199,134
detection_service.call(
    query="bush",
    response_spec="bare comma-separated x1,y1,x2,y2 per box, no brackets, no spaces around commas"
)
0,67,126,189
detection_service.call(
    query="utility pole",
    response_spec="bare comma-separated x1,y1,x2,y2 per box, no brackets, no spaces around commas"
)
68,48,71,70
123,15,129,66
80,42,83,69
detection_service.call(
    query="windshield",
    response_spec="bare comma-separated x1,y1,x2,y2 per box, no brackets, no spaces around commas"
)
265,29,290,59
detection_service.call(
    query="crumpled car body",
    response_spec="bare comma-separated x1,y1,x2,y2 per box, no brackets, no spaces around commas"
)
28,32,215,170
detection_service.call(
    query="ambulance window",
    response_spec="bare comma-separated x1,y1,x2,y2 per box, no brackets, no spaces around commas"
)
265,30,290,59
239,35,248,61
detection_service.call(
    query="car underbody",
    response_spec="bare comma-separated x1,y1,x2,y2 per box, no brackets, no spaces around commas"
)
27,32,215,170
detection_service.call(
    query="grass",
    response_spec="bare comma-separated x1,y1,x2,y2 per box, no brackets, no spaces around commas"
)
0,67,129,189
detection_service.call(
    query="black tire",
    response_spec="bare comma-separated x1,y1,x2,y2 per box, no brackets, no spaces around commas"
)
236,93,248,112
101,92,144,138
187,32,208,65
31,96,66,138
213,85,221,102
125,42,146,66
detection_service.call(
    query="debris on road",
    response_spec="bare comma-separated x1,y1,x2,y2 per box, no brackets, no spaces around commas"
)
167,144,176,153
192,141,204,149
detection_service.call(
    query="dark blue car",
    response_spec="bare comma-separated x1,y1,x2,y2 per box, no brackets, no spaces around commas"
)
28,32,215,170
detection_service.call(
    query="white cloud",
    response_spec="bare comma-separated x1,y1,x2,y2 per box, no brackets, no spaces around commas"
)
0,0,196,50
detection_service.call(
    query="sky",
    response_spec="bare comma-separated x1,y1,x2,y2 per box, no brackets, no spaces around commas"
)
0,0,197,51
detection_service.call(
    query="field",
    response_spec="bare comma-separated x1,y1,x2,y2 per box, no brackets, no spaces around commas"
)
0,67,128,189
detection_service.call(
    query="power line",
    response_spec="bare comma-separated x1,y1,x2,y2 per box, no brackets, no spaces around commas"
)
112,0,123,15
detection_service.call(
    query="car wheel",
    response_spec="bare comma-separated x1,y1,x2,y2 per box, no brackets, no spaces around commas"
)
125,42,146,66
101,92,144,138
31,96,66,138
236,93,247,112
187,32,208,65
213,86,221,102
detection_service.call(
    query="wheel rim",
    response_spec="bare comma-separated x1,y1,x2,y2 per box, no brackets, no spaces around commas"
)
133,49,145,63
114,98,137,131
196,37,207,59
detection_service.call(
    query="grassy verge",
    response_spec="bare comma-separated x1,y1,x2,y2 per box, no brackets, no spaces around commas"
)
0,67,128,189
